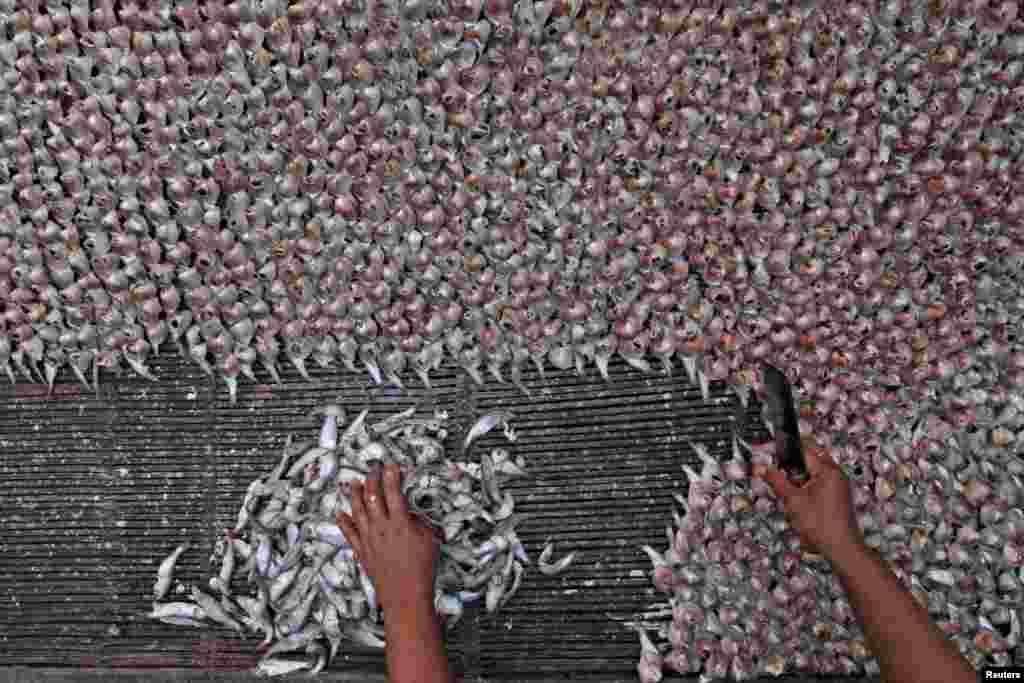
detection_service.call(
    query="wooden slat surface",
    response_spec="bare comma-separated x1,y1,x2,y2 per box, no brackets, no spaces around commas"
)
0,354,772,680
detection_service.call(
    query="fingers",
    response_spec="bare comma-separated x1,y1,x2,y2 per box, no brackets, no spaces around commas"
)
364,464,388,518
759,467,798,504
804,447,839,479
383,463,408,518
350,481,370,533
336,512,365,558
802,449,825,478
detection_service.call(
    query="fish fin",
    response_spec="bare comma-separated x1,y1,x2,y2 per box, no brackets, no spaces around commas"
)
240,363,258,382
489,363,505,383
290,355,312,381
44,362,59,395
465,366,484,386
224,375,238,405
127,357,159,381
266,361,283,385
624,355,651,373
365,361,382,385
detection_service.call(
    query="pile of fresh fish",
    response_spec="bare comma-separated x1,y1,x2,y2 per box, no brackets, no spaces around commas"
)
147,405,574,676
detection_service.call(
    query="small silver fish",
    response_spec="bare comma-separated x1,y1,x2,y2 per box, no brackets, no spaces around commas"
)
358,566,377,612
234,480,265,533
485,551,515,613
148,602,205,621
191,585,245,632
276,589,317,637
236,592,274,646
499,561,525,610
317,404,345,449
306,451,338,492
481,453,504,505
276,567,319,615
285,447,329,479
435,591,464,620
338,409,369,448
464,411,516,452
255,656,314,677
308,520,348,547
263,624,324,658
269,564,301,603
370,405,418,434
210,541,236,595
493,492,516,520
344,620,386,648
485,570,506,613
306,641,328,675
156,616,208,628
231,538,253,561
538,542,577,576
475,533,511,559
254,534,272,577
153,543,189,601
462,551,511,589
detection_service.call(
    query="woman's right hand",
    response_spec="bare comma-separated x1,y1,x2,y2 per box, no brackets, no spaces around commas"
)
754,447,863,561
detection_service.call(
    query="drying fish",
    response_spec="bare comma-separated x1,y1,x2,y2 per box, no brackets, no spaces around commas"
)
13,0,1018,674
255,656,315,677
635,626,664,683
150,404,535,676
147,602,206,627
263,624,324,658
370,405,419,435
463,411,516,452
237,594,275,646
538,542,577,576
344,621,387,649
153,544,189,601
209,541,236,596
485,551,516,612
314,404,345,450
191,585,244,633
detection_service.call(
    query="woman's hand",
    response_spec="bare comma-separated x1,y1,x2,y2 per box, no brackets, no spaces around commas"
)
339,463,452,683
756,449,975,683
337,463,440,614
754,447,863,561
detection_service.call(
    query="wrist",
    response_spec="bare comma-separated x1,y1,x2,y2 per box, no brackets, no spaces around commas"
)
381,584,435,615
382,590,441,644
824,533,867,569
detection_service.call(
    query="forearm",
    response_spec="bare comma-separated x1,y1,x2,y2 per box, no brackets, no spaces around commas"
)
828,539,974,683
383,594,452,683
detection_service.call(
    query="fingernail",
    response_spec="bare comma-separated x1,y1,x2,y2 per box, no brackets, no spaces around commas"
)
386,464,398,479
752,464,767,478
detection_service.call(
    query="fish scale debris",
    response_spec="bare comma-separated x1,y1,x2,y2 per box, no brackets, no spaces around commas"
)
148,404,554,676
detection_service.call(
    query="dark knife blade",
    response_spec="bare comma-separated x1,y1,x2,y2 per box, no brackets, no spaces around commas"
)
761,364,807,479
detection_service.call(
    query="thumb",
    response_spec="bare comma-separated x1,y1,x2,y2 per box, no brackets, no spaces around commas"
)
804,448,826,477
804,447,837,478
760,467,798,504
